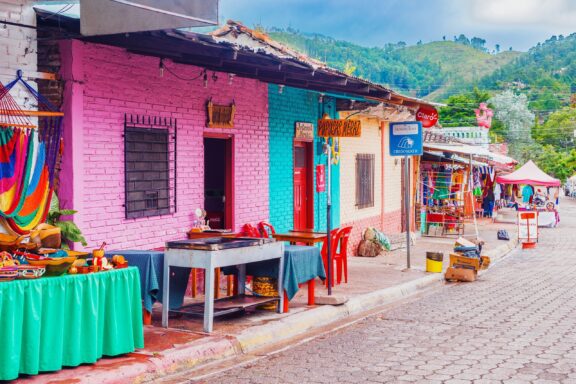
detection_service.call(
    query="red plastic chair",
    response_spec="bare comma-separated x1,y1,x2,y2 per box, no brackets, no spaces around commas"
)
258,222,276,238
320,228,342,287
240,223,262,238
335,226,352,284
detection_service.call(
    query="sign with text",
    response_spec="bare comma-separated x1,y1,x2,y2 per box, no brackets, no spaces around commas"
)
295,122,314,141
416,106,438,128
317,118,361,138
389,121,423,156
518,211,538,242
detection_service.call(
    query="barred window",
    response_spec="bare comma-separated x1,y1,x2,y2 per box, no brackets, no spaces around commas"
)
356,153,375,209
124,115,176,219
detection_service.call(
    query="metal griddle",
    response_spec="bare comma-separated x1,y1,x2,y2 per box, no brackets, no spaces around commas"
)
166,237,273,251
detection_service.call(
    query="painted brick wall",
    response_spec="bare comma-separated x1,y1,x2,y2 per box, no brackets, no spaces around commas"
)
0,1,36,105
60,42,269,250
268,85,339,233
339,114,382,224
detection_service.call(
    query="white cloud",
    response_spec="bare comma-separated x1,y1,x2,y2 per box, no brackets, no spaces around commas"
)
471,0,576,26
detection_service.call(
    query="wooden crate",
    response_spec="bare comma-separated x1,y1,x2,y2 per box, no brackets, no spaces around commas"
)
449,253,480,271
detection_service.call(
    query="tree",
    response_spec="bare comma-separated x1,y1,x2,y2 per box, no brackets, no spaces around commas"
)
533,107,576,149
495,44,500,53
470,37,487,52
454,34,470,45
439,87,492,127
343,60,357,75
488,90,535,162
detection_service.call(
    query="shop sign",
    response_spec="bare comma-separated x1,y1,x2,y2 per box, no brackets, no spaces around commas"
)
416,106,438,128
295,122,314,141
317,118,361,138
316,165,326,192
389,121,423,156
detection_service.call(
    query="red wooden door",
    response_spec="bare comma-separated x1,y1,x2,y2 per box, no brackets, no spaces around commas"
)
294,142,309,230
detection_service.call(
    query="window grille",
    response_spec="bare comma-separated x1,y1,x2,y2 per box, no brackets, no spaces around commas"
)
124,114,177,219
356,153,375,209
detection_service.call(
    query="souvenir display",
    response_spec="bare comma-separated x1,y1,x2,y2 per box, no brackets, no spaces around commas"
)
420,162,467,237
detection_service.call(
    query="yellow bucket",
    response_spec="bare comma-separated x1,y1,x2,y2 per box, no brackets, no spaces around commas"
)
426,252,444,273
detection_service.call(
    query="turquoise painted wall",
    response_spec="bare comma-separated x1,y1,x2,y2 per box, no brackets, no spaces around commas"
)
268,84,340,233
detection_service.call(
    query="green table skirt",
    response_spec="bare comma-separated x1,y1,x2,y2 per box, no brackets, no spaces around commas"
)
0,267,144,380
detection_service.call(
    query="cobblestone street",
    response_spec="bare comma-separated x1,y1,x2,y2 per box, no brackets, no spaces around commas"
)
192,199,576,384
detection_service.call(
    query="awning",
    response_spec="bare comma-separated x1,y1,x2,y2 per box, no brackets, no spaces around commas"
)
423,142,516,167
496,160,561,187
423,150,488,167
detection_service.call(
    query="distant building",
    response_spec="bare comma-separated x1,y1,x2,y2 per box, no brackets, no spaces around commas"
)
430,127,490,148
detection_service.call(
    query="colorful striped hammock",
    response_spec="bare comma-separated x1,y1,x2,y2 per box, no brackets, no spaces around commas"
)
0,73,62,234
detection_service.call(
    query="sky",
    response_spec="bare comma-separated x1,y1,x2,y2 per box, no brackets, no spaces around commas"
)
219,0,576,52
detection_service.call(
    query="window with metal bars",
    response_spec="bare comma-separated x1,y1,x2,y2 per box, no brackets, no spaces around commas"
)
124,115,177,219
356,153,375,209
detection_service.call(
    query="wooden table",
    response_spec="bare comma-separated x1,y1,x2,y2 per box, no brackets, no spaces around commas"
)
273,231,327,309
273,231,327,246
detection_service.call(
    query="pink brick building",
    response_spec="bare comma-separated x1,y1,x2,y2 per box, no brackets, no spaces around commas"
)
58,40,270,250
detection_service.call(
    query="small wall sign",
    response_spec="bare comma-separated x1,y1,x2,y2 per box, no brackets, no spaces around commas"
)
206,98,236,128
295,122,314,141
316,165,326,192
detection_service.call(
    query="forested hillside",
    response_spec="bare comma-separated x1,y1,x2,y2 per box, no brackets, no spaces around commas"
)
268,29,520,100
479,33,576,113
268,27,576,179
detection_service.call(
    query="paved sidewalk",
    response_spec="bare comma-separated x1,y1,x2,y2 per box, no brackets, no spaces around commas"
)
14,218,517,384
189,201,574,384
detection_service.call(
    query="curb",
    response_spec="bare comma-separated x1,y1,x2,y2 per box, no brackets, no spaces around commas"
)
93,239,519,383
236,273,444,353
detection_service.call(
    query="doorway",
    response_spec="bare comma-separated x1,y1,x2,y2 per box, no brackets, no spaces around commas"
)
204,136,233,229
293,141,314,231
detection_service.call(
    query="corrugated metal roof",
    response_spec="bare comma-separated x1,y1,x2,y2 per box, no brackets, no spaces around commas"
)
423,142,517,166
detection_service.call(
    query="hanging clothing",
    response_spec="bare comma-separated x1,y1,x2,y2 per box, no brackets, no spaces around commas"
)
521,185,534,203
432,170,451,200
494,183,502,201
473,169,483,196
451,171,463,193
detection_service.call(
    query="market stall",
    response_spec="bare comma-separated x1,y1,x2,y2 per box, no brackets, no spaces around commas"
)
0,268,144,380
419,159,468,237
0,74,144,380
496,160,561,227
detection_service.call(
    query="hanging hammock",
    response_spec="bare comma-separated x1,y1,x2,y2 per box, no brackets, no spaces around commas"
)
0,71,63,234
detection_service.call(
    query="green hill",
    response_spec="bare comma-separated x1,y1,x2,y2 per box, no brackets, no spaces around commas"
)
478,33,576,113
267,30,520,101
397,42,521,100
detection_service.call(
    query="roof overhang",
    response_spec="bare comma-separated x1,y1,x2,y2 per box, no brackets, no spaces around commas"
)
35,10,437,109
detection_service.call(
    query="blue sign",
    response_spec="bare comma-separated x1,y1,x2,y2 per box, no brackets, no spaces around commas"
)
389,121,423,157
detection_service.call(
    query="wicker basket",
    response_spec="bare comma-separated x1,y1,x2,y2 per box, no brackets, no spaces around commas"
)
252,277,278,310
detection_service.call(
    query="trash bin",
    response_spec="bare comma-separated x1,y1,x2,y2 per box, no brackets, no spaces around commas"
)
426,251,444,273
